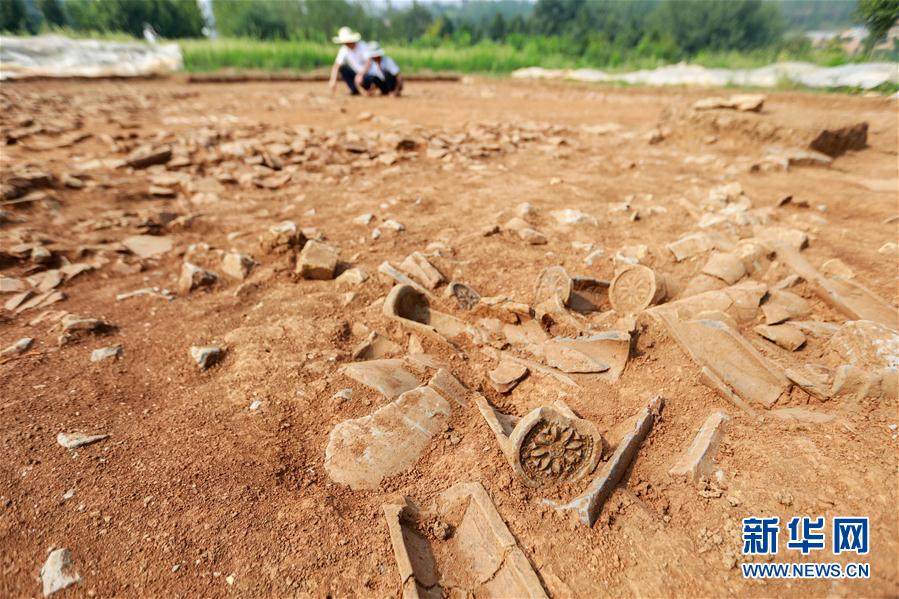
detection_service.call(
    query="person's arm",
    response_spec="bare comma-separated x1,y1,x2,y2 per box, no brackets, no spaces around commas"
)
354,58,372,92
329,63,340,93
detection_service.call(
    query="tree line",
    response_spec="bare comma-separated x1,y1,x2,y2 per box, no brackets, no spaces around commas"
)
2,0,896,59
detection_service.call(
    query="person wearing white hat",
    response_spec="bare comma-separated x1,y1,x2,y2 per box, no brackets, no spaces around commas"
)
328,27,368,95
354,42,404,97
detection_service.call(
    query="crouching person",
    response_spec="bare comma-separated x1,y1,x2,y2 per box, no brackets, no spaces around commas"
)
328,27,367,96
355,42,404,97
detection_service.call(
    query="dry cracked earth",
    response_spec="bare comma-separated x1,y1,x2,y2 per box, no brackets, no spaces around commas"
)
0,77,897,598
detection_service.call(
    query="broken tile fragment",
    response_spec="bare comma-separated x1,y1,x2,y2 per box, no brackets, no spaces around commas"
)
399,252,445,289
190,345,224,371
669,411,730,482
445,281,480,310
754,323,806,351
383,482,547,599
1,337,33,356
351,331,401,360
325,385,450,489
335,267,368,287
489,360,528,393
41,548,81,597
667,232,713,262
341,358,420,398
0,276,26,293
179,262,217,293
609,265,665,313
90,345,123,362
701,252,746,285
544,396,663,526
761,290,810,325
57,432,109,449
221,251,255,280
296,240,338,280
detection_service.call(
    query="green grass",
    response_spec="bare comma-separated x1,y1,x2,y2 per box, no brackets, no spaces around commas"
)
179,38,577,74
180,37,897,76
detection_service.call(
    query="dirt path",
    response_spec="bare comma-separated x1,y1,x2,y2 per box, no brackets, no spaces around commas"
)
1,78,897,597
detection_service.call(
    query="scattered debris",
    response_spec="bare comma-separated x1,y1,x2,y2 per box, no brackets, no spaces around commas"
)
90,345,123,362
56,432,109,449
488,360,528,393
669,411,730,483
383,482,547,598
179,262,218,293
609,265,666,313
296,240,339,280
41,548,81,597
115,287,174,302
544,395,663,526
1,337,33,356
190,345,224,371
325,384,451,489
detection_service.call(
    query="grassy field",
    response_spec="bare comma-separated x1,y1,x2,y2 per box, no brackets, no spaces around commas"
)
179,38,577,74
179,37,880,75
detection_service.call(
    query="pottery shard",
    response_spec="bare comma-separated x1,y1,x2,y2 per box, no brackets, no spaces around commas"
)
543,331,631,381
400,252,445,289
325,386,451,490
445,281,480,310
701,252,746,285
0,276,26,293
222,251,255,280
762,290,811,325
511,405,603,487
125,145,172,169
261,221,305,253
653,314,789,409
827,320,899,370
41,548,81,597
609,265,665,313
667,233,713,261
669,411,729,482
57,432,109,449
544,396,662,527
179,262,217,293
296,240,338,280
122,234,172,258
544,338,610,373
754,323,806,351
651,283,767,323
821,258,854,279
534,266,572,307
809,122,867,158
342,359,421,398
776,246,896,328
693,94,764,112
489,360,528,393
190,345,224,370
383,483,547,599
351,331,401,360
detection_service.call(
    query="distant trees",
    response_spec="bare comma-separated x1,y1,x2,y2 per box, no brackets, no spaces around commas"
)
38,0,66,27
650,0,784,54
858,0,899,48
1,0,39,33
3,0,895,65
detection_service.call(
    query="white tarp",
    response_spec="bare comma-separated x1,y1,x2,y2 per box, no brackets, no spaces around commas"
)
0,35,182,80
513,61,899,90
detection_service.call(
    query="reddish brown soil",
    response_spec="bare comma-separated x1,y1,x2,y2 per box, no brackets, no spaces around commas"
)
1,78,897,597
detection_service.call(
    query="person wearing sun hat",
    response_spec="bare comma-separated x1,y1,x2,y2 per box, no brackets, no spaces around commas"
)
328,26,368,96
354,42,404,97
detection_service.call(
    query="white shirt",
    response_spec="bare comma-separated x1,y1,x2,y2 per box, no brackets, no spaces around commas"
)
369,56,400,80
334,41,368,73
